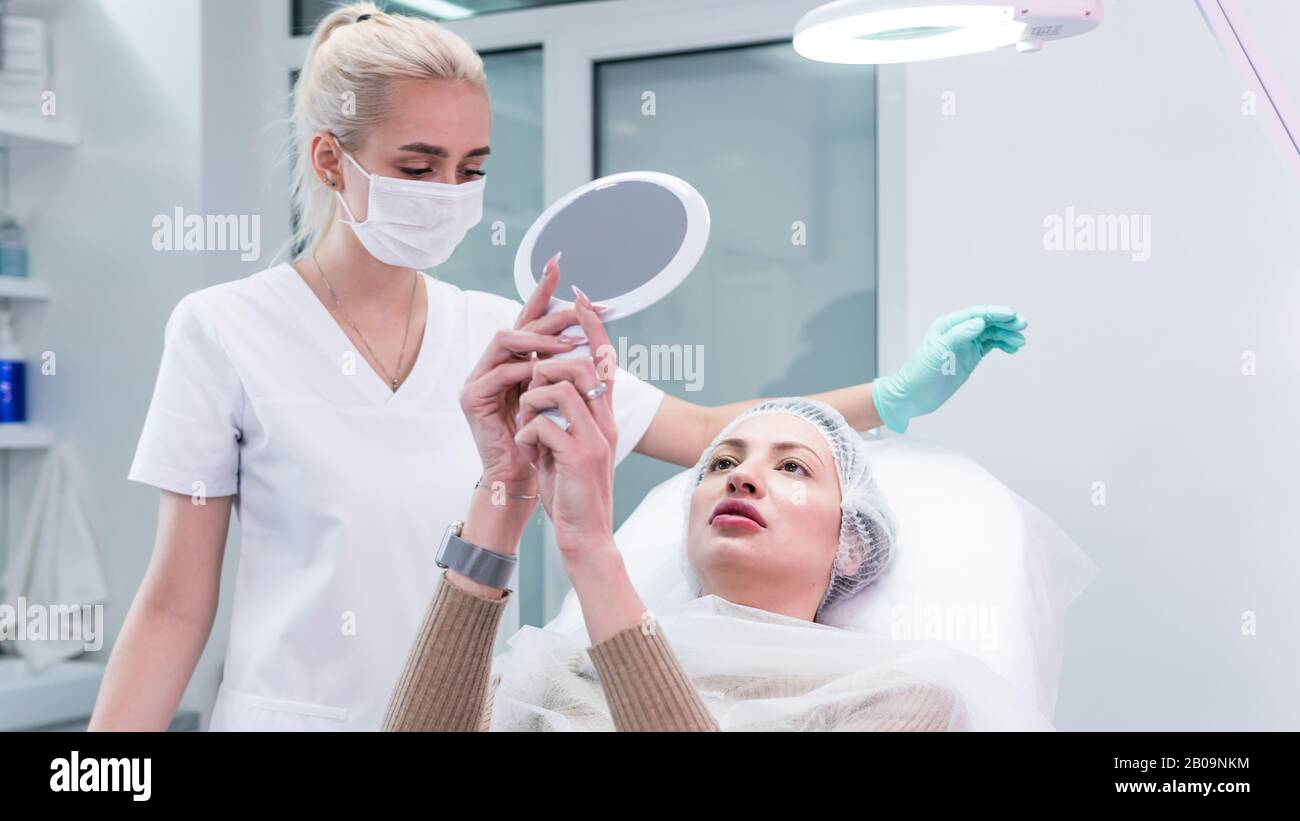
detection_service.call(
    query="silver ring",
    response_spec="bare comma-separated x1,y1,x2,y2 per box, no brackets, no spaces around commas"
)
583,382,608,402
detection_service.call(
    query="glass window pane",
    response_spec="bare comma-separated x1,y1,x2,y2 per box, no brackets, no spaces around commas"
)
561,41,877,617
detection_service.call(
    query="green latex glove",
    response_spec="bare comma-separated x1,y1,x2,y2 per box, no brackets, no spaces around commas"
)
872,305,1028,433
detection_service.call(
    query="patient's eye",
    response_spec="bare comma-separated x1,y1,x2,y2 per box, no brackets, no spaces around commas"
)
709,455,737,472
779,459,809,476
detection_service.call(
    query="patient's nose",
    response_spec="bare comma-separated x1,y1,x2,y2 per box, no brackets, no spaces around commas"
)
727,464,764,497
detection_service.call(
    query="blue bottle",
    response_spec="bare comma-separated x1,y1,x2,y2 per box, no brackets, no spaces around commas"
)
0,308,26,424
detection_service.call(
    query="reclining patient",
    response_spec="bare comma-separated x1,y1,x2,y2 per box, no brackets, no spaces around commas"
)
384,387,1049,731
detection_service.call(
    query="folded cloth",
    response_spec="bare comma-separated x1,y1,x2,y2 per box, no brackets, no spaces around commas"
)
0,444,108,669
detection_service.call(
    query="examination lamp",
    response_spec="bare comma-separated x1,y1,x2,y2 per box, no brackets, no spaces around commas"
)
793,0,1104,64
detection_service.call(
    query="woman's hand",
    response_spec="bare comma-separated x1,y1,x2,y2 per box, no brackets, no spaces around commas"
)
459,255,591,485
514,289,649,643
871,305,1028,433
513,288,621,561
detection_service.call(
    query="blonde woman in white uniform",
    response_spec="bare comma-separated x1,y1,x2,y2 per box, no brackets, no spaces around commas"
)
89,4,1028,731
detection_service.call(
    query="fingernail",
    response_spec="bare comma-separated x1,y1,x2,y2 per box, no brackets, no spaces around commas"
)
571,284,589,305
560,335,587,344
592,302,611,313
547,251,562,269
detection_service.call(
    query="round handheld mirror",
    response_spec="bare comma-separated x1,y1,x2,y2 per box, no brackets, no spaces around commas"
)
514,171,710,429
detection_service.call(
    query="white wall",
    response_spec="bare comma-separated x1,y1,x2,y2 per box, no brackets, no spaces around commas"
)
8,0,277,727
893,0,1300,729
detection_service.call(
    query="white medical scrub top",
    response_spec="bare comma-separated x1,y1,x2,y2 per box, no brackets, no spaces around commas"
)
127,262,665,731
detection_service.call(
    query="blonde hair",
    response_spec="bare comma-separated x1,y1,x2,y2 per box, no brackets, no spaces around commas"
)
289,2,487,259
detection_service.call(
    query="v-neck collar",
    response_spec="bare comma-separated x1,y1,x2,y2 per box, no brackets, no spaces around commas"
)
267,262,444,407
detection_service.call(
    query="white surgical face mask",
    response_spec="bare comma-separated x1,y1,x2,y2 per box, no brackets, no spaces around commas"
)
335,150,485,270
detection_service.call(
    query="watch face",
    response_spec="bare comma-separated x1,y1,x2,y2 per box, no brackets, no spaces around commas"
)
436,522,461,568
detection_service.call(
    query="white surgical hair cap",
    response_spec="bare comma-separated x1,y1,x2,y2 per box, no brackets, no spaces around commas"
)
680,397,897,621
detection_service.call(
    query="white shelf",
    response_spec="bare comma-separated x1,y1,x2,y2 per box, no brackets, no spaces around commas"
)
0,278,49,300
0,111,78,149
0,658,104,731
0,424,54,449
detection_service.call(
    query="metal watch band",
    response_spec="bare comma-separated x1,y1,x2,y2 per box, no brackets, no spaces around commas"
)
435,522,517,590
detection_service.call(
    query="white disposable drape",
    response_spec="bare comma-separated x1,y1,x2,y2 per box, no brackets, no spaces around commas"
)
490,595,1053,731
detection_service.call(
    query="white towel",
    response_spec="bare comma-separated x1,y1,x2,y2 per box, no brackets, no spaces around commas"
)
0,444,108,669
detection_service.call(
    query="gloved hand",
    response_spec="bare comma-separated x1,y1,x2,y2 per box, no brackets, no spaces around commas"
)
872,305,1028,433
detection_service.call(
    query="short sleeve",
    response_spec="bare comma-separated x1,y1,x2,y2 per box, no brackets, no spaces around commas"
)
127,293,244,497
609,365,665,466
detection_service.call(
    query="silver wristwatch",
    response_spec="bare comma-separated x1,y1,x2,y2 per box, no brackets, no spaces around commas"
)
435,521,517,590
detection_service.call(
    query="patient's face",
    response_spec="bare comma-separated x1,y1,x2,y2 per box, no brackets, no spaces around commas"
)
686,413,842,621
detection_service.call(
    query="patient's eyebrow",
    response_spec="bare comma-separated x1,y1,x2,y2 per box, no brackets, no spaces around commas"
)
396,142,491,159
712,436,821,467
715,438,748,452
771,441,825,467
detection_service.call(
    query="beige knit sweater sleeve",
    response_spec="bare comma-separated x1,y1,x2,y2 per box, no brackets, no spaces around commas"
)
381,572,718,732
586,619,718,731
382,572,508,732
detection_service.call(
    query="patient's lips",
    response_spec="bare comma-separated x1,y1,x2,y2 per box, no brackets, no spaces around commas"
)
710,499,767,531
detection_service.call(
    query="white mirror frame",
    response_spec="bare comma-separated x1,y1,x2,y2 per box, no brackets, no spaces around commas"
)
512,170,711,322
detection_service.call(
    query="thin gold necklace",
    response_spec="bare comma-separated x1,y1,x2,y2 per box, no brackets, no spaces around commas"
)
313,249,418,392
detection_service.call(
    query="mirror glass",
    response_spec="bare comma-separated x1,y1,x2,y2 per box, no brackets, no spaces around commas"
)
525,180,689,303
